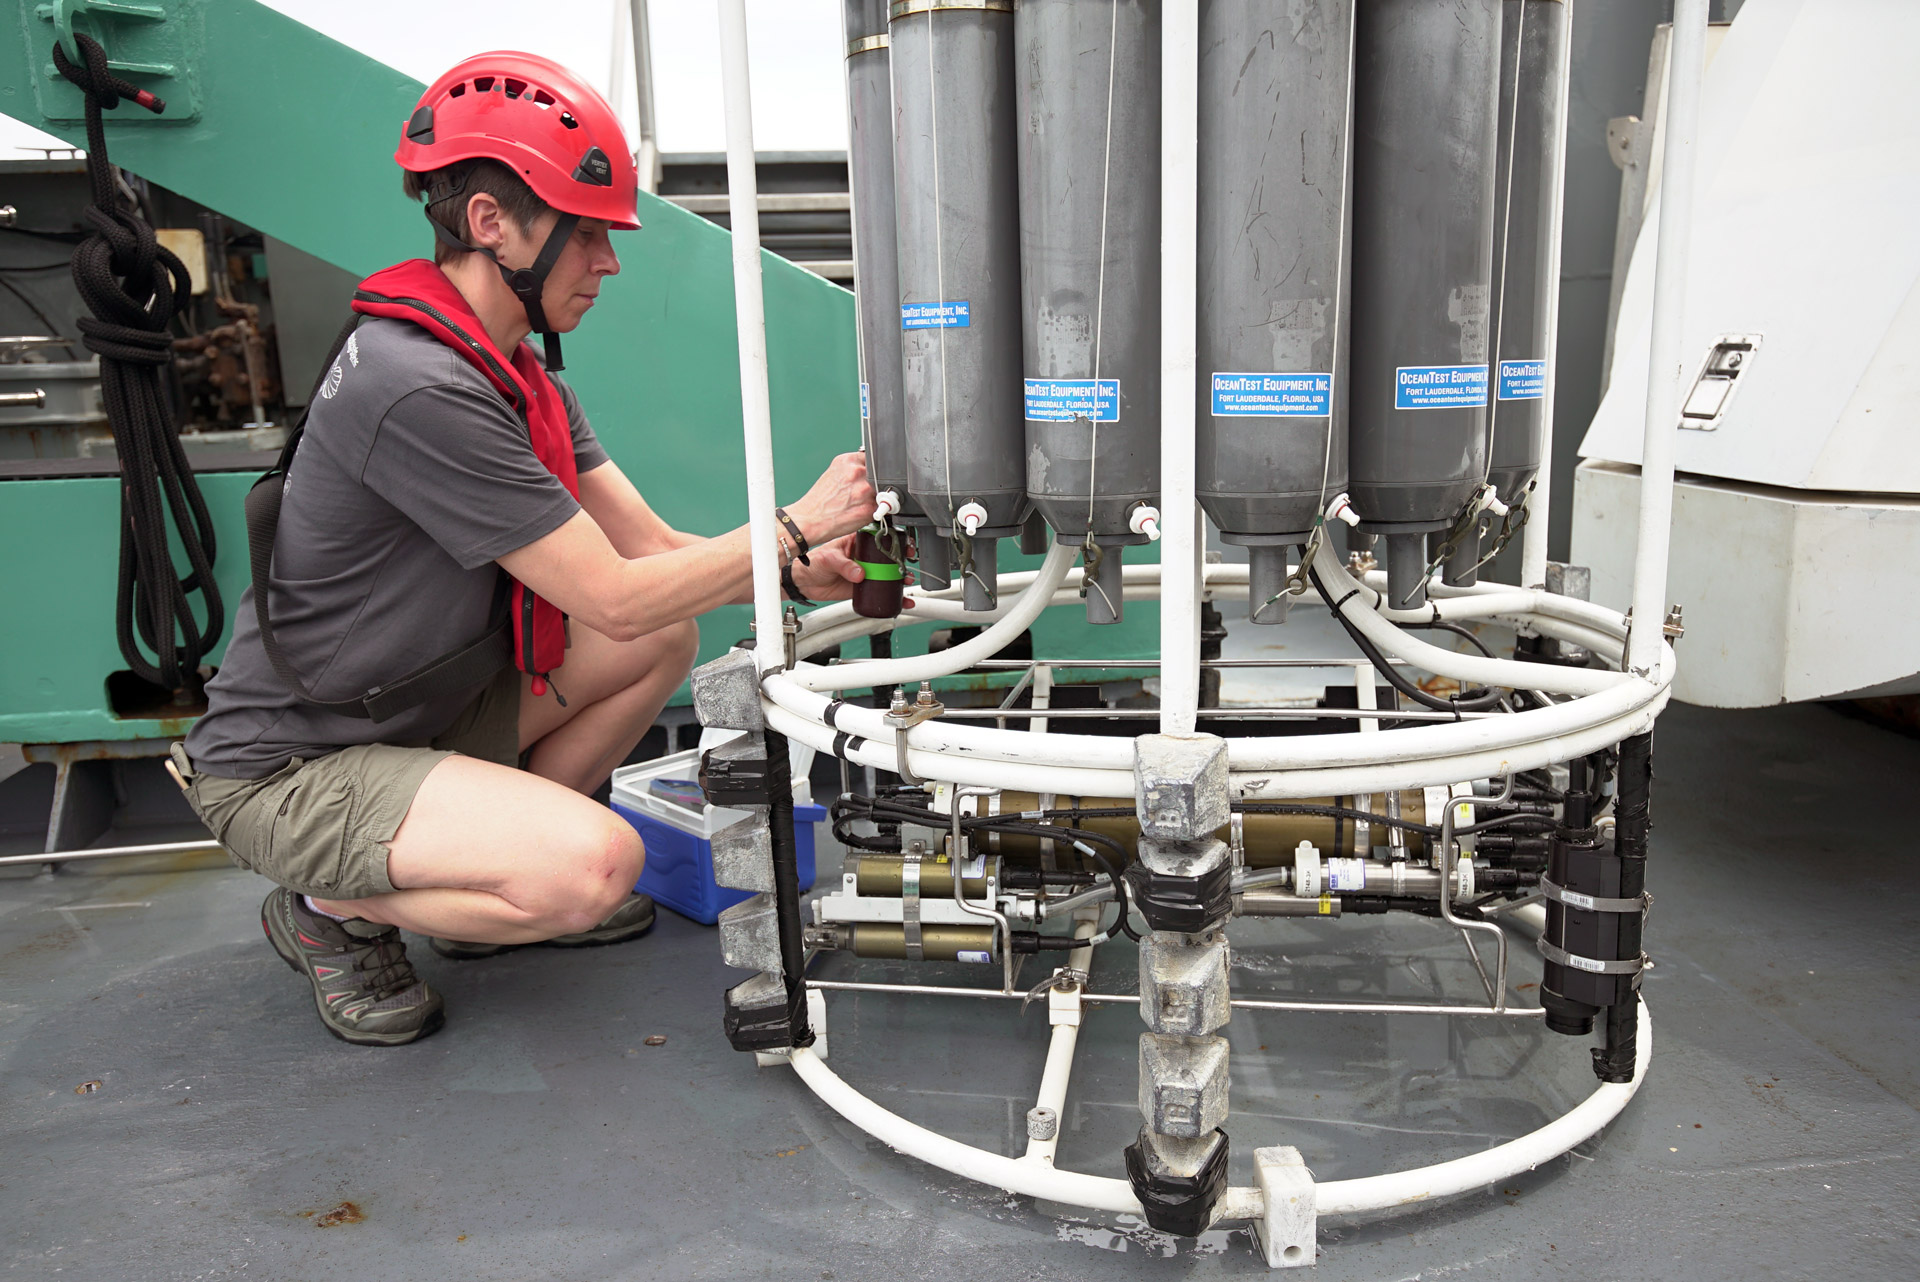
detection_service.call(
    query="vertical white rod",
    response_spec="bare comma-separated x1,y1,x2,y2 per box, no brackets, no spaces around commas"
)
1022,1020,1082,1166
1625,0,1707,675
628,0,660,192
1520,0,1576,591
717,0,787,672
1158,0,1201,734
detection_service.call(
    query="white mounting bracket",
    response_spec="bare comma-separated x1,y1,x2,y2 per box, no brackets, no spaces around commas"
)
1251,1145,1316,1268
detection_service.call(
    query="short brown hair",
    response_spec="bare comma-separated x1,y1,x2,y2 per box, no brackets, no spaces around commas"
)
403,159,552,264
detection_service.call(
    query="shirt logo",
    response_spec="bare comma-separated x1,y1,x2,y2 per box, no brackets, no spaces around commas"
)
345,333,360,367
320,360,344,399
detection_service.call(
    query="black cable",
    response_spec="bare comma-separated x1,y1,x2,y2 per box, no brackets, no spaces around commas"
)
1409,620,1496,658
1308,566,1506,713
51,34,222,697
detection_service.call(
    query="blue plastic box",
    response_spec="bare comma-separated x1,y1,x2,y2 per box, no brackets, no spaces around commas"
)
610,749,823,925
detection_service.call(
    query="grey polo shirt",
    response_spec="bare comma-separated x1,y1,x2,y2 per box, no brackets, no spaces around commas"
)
185,317,608,780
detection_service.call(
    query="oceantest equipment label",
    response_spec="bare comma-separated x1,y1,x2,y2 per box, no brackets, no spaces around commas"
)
1024,378,1120,422
1497,359,1546,400
1211,372,1333,417
1395,364,1488,410
860,382,870,420
901,300,970,329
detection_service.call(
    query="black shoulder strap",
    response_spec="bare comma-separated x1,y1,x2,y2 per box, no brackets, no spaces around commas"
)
245,313,511,723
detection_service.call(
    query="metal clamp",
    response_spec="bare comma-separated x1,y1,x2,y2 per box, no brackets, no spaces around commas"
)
890,0,1013,18
846,33,889,56
1537,938,1649,976
1541,878,1652,916
883,683,944,786
901,855,923,961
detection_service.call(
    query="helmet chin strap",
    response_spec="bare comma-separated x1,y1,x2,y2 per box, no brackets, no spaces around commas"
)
429,211,581,370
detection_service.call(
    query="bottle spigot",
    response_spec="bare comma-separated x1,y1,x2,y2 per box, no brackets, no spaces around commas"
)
956,501,988,535
1128,505,1162,541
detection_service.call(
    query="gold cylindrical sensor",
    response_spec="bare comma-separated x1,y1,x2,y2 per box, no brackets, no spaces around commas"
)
848,923,998,962
851,854,993,898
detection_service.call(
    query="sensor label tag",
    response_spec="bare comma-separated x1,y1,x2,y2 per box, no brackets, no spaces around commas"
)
860,381,870,420
1325,857,1368,892
1497,359,1547,400
1395,363,1488,409
901,300,970,329
956,950,992,965
1211,372,1333,417
1024,378,1120,422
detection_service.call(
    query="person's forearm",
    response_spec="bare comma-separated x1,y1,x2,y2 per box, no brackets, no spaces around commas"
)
594,527,757,639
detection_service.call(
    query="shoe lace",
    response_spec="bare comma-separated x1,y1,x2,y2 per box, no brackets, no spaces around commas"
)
347,928,417,1000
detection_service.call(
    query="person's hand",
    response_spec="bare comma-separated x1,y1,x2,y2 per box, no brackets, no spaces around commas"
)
786,452,876,545
791,533,918,606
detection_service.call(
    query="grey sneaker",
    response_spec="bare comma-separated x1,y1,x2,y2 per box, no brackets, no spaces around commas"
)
261,887,445,1046
430,892,657,960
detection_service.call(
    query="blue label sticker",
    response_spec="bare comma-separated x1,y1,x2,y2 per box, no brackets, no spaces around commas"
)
1024,378,1120,422
1211,372,1334,417
860,381,870,420
1395,364,1489,410
901,300,971,330
1497,359,1546,401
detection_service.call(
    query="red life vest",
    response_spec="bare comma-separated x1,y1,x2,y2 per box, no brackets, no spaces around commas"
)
352,259,575,696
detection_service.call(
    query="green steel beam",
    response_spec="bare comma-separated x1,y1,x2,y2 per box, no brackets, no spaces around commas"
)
0,0,1152,745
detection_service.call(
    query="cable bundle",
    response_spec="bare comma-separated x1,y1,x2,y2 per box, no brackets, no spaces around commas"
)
53,35,223,697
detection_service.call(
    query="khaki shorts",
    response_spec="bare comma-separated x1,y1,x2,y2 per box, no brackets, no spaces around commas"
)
173,665,521,900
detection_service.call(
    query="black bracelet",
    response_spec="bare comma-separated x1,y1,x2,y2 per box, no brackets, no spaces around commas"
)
781,562,816,606
773,507,811,565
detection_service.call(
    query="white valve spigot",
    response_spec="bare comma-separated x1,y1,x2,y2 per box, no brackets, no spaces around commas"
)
1476,483,1510,518
956,501,988,536
1128,505,1162,542
1326,493,1361,528
873,488,902,521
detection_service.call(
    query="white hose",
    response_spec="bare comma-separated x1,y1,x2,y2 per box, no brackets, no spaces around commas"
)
786,1000,1653,1221
1315,1001,1652,1213
792,542,1077,692
1310,540,1624,698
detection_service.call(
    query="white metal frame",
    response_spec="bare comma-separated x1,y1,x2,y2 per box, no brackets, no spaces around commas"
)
712,0,1703,1259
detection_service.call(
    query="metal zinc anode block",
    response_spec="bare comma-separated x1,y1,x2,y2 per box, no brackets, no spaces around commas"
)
717,892,784,974
728,968,788,1012
1137,834,1230,879
1137,1126,1226,1181
710,810,774,893
691,649,765,731
1138,931,1231,1036
1133,734,1230,840
1138,1033,1231,1138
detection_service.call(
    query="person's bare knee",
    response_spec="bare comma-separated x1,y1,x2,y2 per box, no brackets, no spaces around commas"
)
546,819,643,935
661,617,699,680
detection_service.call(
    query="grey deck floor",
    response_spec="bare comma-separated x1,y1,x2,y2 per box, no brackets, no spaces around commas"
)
3,699,1917,1281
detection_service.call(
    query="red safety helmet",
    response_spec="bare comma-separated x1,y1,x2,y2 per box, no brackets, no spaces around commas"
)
396,51,641,228
395,52,640,368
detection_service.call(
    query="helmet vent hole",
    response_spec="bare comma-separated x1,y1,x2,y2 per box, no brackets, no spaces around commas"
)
474,75,495,92
448,82,466,98
532,89,556,107
559,111,579,130
504,78,527,98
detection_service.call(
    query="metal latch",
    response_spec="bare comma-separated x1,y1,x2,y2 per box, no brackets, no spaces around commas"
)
1678,334,1762,431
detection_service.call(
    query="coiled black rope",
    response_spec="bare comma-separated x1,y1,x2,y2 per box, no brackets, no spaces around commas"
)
53,34,223,698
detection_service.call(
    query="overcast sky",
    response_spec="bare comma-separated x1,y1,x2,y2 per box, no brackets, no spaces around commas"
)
3,0,848,158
